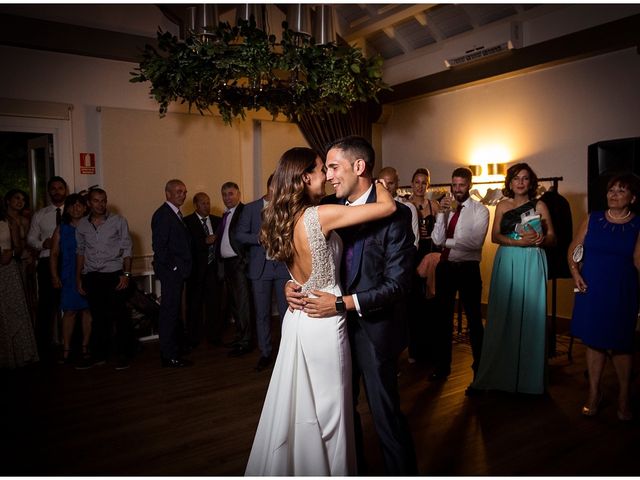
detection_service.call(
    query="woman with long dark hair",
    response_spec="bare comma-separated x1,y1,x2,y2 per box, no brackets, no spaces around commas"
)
246,147,396,475
470,163,556,394
0,202,38,368
49,193,92,364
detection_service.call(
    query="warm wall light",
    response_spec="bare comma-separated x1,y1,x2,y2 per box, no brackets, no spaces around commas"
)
469,164,483,176
486,162,508,176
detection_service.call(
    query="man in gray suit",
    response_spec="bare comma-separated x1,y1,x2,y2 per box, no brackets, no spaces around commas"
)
235,175,289,371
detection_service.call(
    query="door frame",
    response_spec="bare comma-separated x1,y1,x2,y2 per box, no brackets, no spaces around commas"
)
0,115,74,190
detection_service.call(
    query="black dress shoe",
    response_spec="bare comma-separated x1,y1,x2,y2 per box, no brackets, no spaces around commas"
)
228,345,252,358
255,355,273,371
161,357,194,368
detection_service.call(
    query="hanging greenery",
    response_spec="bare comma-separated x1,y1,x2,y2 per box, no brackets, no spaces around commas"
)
130,19,389,125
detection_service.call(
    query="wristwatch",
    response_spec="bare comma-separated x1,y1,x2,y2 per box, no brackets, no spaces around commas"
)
335,296,346,313
123,272,132,278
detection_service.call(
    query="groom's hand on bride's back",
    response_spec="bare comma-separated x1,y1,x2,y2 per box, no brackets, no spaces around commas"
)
285,280,306,312
305,291,340,318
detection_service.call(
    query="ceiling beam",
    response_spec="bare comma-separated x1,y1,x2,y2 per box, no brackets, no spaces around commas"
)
381,13,640,104
344,4,437,42
0,13,157,63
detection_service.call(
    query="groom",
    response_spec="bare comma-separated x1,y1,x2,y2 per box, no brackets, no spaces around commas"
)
288,136,418,474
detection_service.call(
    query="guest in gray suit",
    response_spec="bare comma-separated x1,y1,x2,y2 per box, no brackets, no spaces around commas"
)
236,175,290,371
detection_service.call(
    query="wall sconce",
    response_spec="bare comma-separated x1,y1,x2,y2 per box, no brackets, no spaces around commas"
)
468,163,508,178
486,162,508,176
469,164,483,177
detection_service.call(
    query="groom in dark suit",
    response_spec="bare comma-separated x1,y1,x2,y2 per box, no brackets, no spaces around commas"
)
291,136,418,475
151,179,193,367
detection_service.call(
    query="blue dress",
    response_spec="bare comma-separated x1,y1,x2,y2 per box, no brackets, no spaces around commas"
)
472,200,548,394
571,212,640,351
59,223,89,312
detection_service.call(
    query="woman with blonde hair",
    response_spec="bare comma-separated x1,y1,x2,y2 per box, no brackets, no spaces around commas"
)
245,146,396,476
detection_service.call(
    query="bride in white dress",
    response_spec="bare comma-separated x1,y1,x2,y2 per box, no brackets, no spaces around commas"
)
245,147,396,476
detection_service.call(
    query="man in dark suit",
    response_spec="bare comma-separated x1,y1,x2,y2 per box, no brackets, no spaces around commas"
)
151,179,193,368
235,175,289,371
183,192,222,348
215,181,253,357
288,136,418,475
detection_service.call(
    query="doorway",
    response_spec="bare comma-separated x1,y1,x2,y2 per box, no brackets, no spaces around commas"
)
0,131,54,213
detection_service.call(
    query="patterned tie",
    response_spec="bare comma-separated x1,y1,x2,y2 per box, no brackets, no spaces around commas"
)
440,204,463,262
202,217,216,264
177,209,184,223
55,207,62,226
215,211,230,258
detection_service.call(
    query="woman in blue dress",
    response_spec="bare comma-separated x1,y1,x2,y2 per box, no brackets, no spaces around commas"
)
50,193,92,364
470,163,556,394
569,173,640,421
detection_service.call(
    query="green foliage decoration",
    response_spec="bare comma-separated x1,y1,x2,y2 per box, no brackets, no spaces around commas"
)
130,19,389,125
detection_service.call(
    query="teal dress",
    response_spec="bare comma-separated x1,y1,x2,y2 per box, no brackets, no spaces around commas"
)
472,200,548,394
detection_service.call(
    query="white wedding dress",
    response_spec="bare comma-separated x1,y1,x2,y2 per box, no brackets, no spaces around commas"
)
245,206,356,476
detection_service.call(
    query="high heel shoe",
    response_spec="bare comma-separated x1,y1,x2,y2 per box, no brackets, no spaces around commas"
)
581,391,603,417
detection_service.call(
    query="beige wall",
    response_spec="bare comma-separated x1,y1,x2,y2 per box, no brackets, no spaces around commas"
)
381,47,640,319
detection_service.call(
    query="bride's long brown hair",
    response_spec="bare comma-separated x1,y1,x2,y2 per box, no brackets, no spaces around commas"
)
260,147,319,264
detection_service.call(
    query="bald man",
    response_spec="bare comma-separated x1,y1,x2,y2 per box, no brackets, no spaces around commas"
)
378,167,419,249
152,179,193,367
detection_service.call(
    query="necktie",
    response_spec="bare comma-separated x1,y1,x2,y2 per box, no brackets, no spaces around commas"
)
55,207,62,226
202,217,215,264
341,229,355,289
440,204,463,262
177,210,184,222
215,211,230,257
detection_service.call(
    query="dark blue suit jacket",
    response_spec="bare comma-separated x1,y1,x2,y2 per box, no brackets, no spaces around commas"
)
151,202,192,280
235,197,289,281
323,188,415,359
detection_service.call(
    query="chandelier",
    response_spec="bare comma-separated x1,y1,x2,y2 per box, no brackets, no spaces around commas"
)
130,4,388,125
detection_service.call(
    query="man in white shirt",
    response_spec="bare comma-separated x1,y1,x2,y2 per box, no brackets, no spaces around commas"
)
431,167,489,382
27,175,67,360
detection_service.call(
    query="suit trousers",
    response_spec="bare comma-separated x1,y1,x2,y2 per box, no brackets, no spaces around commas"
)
83,271,133,362
156,266,186,359
250,262,288,358
219,256,252,348
349,316,418,475
35,258,60,358
186,261,222,345
433,260,484,375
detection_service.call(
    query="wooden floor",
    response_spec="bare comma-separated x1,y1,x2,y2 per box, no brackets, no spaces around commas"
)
2,326,640,476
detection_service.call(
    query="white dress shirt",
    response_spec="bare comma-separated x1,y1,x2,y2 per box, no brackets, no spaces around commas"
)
27,203,63,258
220,205,238,259
395,196,419,249
431,196,489,262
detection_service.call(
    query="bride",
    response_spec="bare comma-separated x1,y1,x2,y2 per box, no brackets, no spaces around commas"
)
245,147,396,476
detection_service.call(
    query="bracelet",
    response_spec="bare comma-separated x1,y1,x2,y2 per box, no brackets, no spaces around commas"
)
123,271,132,278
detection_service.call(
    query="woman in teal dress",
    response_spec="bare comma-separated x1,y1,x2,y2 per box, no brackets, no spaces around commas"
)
470,163,556,394
569,173,640,421
50,193,92,364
